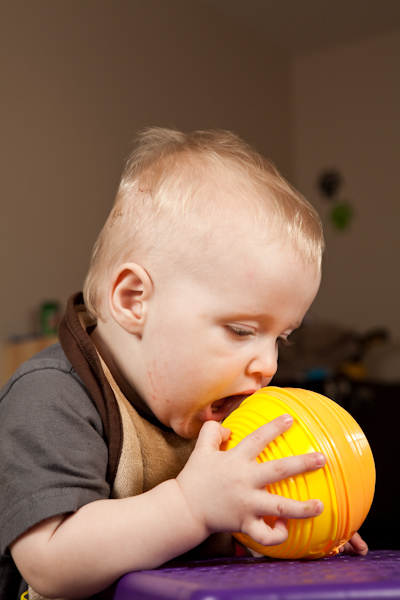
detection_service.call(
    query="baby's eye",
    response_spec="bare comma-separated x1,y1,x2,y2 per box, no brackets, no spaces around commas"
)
226,325,254,338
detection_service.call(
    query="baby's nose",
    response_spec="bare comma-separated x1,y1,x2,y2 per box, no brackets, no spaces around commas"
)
246,350,278,379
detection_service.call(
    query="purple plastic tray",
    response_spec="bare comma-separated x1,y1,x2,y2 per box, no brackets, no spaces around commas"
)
114,550,400,599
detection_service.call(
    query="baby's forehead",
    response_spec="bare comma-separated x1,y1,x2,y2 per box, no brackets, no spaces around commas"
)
156,237,320,333
171,215,271,272
175,232,311,288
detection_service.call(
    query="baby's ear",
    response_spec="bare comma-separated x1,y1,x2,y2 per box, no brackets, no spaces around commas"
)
108,263,153,335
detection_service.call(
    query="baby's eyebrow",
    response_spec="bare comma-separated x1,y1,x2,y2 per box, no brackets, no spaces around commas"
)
220,311,267,321
220,313,303,331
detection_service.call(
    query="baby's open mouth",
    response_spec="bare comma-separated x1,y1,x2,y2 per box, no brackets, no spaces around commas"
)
206,392,255,422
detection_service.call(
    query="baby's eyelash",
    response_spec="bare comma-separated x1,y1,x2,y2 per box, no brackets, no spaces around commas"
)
226,326,254,337
278,337,294,347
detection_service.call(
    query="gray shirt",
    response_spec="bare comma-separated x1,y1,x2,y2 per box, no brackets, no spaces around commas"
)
0,343,110,599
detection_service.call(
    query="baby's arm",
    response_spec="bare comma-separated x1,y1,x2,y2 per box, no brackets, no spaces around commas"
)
11,415,325,598
11,478,206,597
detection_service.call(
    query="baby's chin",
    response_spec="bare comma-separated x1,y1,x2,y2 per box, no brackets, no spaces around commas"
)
163,414,203,440
171,420,204,440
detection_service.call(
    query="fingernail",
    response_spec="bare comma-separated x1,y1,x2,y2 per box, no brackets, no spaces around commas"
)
315,500,324,514
282,414,293,424
314,453,325,466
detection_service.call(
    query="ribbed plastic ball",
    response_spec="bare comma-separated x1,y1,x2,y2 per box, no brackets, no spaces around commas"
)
221,387,375,559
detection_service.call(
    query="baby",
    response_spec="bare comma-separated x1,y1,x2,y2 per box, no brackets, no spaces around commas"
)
0,128,367,600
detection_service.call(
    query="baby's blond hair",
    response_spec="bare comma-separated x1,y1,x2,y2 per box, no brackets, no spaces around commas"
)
84,127,324,319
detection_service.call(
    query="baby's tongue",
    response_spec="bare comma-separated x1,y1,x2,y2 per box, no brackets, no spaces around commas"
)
207,395,246,421
201,398,226,422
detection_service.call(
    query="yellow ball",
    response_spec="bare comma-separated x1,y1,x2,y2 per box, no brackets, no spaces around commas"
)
221,387,375,560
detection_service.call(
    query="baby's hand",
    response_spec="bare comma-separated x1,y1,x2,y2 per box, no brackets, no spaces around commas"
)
339,532,368,556
176,414,326,547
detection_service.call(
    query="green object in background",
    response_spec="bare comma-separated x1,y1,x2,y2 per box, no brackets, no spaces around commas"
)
40,301,60,335
330,200,354,231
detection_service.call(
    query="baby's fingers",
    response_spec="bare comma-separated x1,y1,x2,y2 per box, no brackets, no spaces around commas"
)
196,420,231,452
235,415,294,460
263,494,324,520
242,496,323,548
339,532,368,555
245,517,289,548
255,452,326,487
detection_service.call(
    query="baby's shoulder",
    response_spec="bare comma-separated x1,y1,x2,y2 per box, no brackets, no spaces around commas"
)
1,342,74,395
0,343,98,424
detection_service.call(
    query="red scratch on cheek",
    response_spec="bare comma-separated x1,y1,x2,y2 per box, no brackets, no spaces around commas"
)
147,370,156,394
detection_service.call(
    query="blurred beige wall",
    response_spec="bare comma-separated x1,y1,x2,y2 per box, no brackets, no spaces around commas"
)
1,2,399,384
292,28,400,380
0,0,292,382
